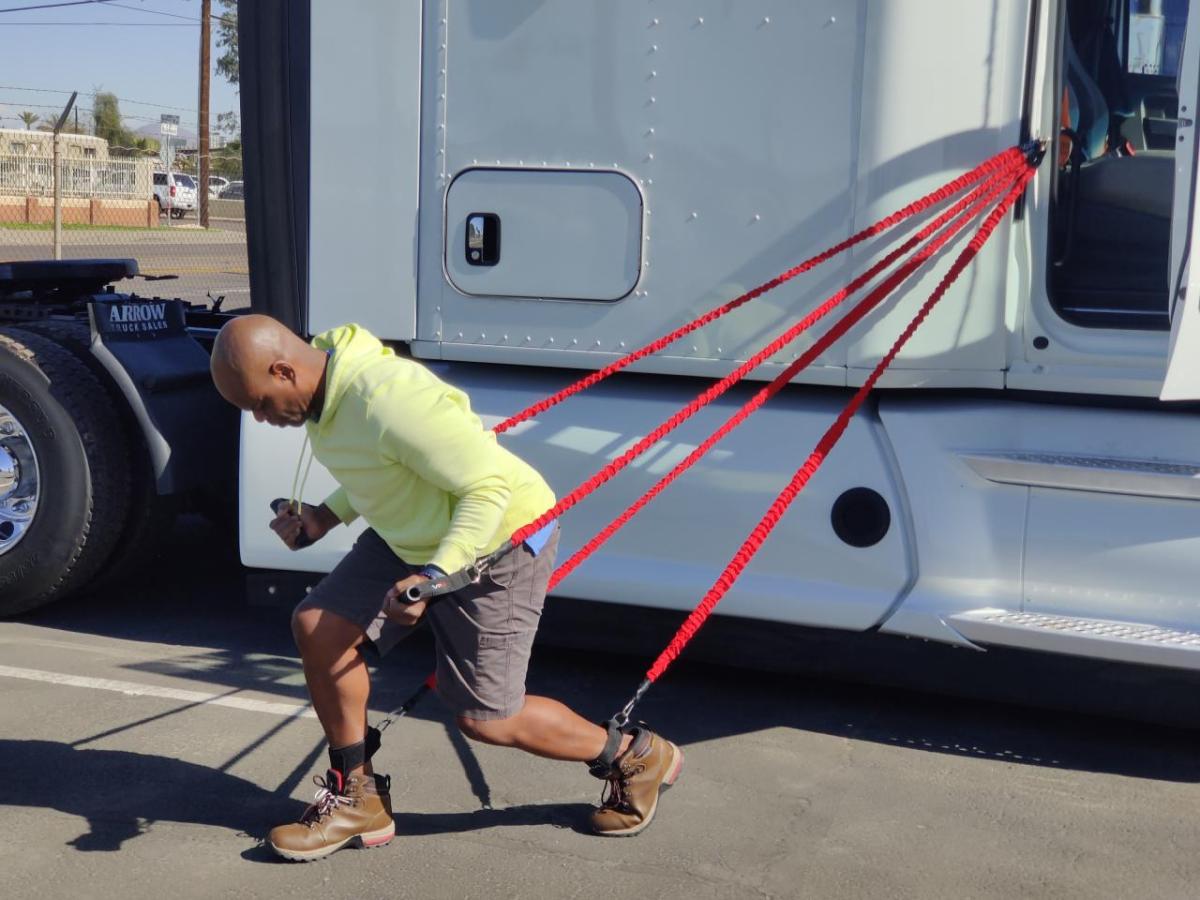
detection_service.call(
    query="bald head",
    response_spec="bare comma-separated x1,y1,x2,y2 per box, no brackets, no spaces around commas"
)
211,314,327,427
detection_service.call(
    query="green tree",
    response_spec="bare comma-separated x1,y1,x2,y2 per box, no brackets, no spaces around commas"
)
130,135,159,155
17,111,39,130
92,90,132,148
216,110,239,139
210,140,242,179
215,1,238,86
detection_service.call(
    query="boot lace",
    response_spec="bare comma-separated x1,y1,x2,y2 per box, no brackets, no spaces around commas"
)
300,775,353,826
599,762,644,814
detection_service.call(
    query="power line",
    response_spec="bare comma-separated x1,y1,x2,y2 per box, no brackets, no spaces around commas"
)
0,100,197,127
0,0,233,27
0,0,113,12
103,1,233,27
0,100,88,111
0,85,194,113
2,20,193,24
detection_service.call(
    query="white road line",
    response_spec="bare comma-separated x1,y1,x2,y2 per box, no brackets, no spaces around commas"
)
0,664,317,719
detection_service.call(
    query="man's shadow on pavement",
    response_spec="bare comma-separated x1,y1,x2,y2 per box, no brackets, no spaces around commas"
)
391,802,594,836
5,739,594,858
2,739,310,852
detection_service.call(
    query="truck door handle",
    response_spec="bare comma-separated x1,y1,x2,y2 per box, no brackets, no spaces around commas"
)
466,213,501,266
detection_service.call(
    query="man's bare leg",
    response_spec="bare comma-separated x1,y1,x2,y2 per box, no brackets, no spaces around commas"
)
292,606,374,776
456,695,632,761
269,606,395,860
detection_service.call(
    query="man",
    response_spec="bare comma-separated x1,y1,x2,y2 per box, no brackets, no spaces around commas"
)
209,315,682,860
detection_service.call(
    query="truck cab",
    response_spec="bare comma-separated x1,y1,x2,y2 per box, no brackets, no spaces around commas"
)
4,1,1199,681
225,0,1200,671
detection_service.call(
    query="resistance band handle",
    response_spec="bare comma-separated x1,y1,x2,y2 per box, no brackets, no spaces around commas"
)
269,498,312,549
403,565,482,603
402,540,518,603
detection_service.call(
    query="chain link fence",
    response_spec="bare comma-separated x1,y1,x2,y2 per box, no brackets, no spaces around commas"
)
0,133,249,310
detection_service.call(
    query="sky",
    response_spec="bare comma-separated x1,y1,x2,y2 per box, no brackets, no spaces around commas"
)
0,0,240,139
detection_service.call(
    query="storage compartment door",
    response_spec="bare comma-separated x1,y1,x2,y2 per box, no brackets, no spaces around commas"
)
444,169,642,301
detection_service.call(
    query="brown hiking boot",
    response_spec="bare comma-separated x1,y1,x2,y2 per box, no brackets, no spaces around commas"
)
267,769,395,862
590,728,683,837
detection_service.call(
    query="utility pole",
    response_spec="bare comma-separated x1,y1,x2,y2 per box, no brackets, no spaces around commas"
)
51,91,78,261
198,0,212,228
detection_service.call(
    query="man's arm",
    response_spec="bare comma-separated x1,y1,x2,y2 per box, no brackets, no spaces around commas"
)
320,486,359,526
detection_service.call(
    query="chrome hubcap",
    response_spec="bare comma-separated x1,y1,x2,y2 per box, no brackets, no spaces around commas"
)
0,405,39,556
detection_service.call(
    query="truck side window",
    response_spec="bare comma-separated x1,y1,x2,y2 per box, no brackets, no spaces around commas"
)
1048,0,1188,330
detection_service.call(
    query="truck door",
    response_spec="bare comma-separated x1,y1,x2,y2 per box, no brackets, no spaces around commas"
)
1162,1,1200,400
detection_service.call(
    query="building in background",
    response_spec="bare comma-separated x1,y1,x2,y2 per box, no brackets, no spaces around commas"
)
1,127,109,159
0,127,157,227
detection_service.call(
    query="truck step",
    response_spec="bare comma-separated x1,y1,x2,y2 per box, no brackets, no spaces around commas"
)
961,452,1200,500
947,609,1200,670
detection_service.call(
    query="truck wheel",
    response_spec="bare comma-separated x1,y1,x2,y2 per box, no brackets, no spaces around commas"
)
0,329,131,616
13,320,178,583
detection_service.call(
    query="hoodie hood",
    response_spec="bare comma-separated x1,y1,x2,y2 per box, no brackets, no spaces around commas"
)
310,324,394,432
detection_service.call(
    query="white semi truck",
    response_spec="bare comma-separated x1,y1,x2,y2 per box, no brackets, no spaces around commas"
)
3,1,1200,687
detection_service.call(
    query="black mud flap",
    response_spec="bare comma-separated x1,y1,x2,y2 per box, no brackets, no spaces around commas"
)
87,298,237,495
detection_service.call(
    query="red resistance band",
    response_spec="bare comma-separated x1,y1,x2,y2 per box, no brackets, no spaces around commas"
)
413,144,1041,720
494,146,1024,438
507,146,1027,548
639,159,1040,690
549,157,1027,591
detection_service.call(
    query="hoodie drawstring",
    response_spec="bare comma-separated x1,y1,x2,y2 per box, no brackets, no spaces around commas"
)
290,432,315,511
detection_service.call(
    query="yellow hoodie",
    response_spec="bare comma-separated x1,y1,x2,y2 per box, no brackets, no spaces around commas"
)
305,324,555,574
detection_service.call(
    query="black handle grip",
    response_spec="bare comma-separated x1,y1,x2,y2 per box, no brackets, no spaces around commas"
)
402,563,483,604
404,580,443,603
270,498,312,549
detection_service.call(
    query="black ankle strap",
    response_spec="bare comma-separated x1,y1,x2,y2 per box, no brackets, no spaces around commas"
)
329,725,383,780
587,719,628,779
329,738,365,778
365,725,382,762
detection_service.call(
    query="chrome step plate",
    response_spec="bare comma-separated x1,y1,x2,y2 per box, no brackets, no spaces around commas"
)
961,452,1200,501
947,609,1200,670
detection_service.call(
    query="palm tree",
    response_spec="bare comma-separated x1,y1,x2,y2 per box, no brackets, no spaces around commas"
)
18,111,39,130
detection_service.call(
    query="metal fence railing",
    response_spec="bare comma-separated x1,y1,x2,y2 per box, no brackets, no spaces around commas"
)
0,154,250,310
0,154,152,200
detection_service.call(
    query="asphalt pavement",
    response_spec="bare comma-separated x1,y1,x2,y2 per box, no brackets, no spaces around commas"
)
2,516,1200,900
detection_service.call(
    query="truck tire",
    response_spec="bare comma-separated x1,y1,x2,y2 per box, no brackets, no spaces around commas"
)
14,319,180,580
0,328,131,615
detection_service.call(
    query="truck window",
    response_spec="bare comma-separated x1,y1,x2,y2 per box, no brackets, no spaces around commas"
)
1047,0,1189,331
1128,0,1188,75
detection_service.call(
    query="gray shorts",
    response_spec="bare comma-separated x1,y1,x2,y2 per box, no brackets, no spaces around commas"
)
298,525,560,720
